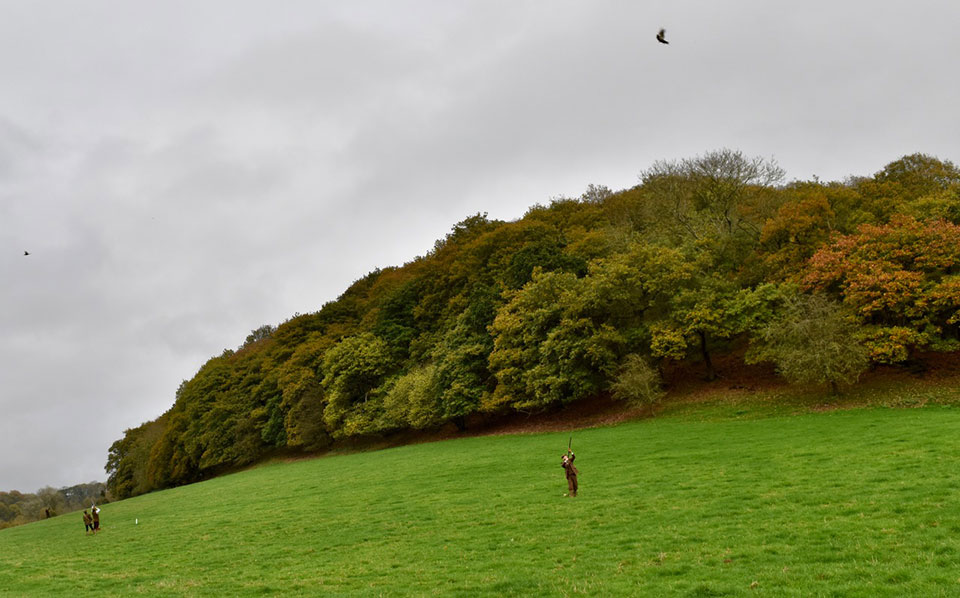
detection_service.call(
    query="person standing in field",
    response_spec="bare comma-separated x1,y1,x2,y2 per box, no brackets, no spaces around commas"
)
91,505,100,533
82,510,93,535
561,450,578,497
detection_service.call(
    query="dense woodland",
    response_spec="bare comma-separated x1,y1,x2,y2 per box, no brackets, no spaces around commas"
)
105,150,960,499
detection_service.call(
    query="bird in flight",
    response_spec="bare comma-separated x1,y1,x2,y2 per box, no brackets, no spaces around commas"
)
23,251,30,256
656,28,669,44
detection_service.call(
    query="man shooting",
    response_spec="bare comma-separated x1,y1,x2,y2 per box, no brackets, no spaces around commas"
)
561,448,579,497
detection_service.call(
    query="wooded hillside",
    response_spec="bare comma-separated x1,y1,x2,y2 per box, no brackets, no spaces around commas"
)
105,150,960,498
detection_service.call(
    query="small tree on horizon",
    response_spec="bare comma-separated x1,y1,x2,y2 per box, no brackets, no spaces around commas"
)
243,324,276,348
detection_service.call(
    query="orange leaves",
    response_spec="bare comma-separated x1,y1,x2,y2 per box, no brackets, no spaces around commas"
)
862,327,927,364
929,276,960,325
802,216,960,296
844,269,925,319
799,216,960,361
759,192,835,248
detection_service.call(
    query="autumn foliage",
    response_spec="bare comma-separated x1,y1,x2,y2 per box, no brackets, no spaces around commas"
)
106,151,960,498
801,216,960,361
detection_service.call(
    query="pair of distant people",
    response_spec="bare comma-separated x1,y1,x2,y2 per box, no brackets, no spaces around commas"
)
82,506,100,534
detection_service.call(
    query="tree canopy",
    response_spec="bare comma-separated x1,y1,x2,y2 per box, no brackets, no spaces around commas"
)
105,150,960,498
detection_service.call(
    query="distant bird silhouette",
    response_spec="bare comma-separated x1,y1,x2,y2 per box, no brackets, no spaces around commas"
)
23,251,30,256
656,28,669,44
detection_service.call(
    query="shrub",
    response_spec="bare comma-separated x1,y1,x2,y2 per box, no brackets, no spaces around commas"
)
610,354,664,406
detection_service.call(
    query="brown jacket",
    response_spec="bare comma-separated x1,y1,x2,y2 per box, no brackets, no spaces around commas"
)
562,453,578,478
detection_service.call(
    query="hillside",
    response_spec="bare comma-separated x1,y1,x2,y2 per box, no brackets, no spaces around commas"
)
4,378,960,596
105,150,960,499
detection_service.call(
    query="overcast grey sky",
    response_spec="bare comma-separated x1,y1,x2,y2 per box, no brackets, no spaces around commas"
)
2,1,958,492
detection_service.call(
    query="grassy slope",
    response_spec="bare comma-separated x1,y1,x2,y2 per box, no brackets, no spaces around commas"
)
2,379,960,597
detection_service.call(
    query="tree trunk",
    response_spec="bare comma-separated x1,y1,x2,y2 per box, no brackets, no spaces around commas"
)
699,331,716,381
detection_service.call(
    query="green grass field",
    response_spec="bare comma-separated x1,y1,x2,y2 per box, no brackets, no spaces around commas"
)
3,399,960,596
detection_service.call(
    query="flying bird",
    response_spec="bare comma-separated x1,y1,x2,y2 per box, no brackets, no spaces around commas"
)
23,251,30,256
656,28,669,44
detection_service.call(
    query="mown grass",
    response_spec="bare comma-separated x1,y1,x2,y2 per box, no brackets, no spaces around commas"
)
3,386,960,596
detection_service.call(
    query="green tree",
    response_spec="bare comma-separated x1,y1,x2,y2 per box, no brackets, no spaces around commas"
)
371,274,422,362
242,324,276,348
280,371,329,451
255,375,286,448
105,417,167,499
382,365,441,430
488,270,584,410
35,487,66,517
431,287,499,429
640,149,785,247
0,502,15,524
610,354,664,406
147,410,196,489
489,242,688,410
874,153,960,199
320,333,395,436
747,293,869,393
650,272,738,381
902,186,960,224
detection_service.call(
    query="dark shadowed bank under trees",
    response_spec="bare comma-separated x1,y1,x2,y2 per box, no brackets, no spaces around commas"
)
105,150,960,499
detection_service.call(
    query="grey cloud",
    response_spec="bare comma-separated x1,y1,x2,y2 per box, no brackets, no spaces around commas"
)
2,1,959,492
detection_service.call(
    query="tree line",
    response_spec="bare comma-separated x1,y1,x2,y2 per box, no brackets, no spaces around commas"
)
105,150,960,499
0,483,108,530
